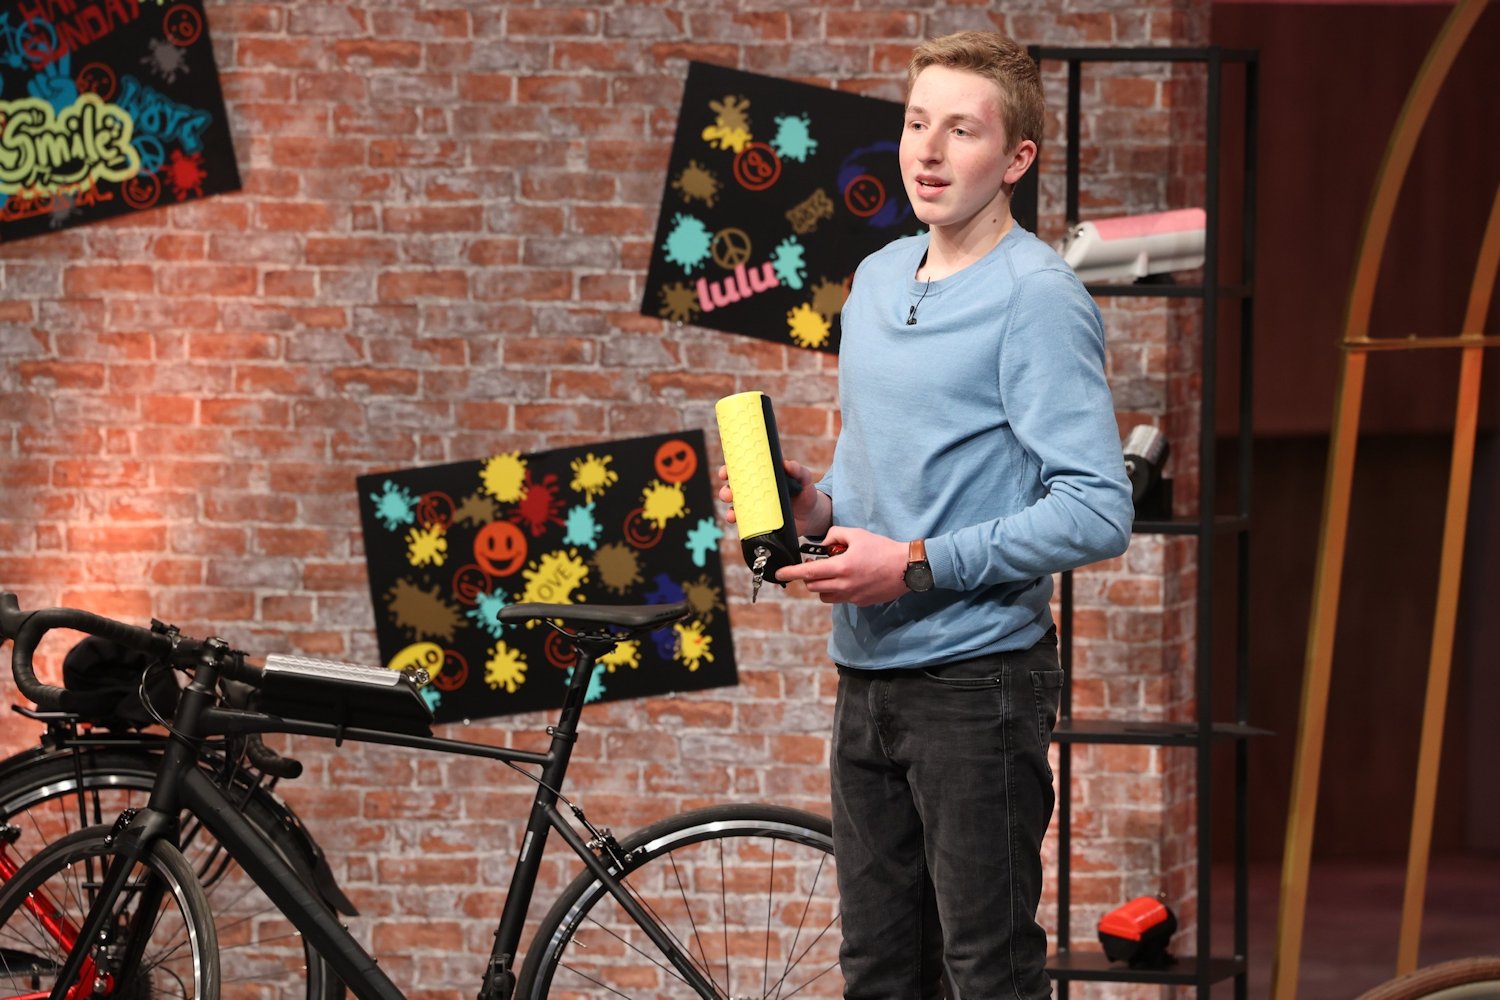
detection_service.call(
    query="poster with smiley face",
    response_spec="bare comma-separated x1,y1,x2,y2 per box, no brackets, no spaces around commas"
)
0,0,240,242
356,430,737,723
641,61,916,353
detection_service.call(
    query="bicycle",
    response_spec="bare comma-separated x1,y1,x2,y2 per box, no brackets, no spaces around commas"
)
0,694,354,1000
0,594,843,1000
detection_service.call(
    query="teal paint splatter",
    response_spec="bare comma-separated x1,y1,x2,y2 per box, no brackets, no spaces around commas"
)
419,686,442,712
771,237,808,290
567,662,607,703
685,517,724,568
771,113,818,163
467,590,510,639
370,481,418,531
563,503,604,550
663,213,713,273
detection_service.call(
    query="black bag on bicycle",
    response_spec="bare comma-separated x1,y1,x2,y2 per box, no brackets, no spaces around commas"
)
62,635,180,730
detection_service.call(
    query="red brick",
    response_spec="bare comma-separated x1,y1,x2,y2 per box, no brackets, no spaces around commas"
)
377,271,470,301
333,39,422,68
63,264,154,295
826,11,920,38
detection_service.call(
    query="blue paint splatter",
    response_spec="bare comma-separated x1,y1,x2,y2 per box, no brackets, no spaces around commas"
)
467,590,510,639
685,517,724,568
645,573,686,660
771,113,818,163
370,481,418,531
562,503,604,550
663,213,713,273
771,237,808,290
419,686,442,712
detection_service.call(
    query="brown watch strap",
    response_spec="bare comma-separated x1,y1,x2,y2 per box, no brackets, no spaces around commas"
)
908,538,927,563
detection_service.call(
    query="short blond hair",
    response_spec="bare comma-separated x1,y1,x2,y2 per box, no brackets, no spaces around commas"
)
907,31,1044,152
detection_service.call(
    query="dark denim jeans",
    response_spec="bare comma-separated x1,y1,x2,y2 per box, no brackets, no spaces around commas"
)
831,632,1062,1000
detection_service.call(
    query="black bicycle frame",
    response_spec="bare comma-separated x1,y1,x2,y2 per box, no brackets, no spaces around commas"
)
49,634,721,1000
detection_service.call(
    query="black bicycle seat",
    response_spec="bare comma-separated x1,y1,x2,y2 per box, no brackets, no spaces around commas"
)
497,602,690,634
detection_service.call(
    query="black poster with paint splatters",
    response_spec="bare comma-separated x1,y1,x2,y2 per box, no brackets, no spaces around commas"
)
641,61,916,354
0,0,240,242
357,430,737,724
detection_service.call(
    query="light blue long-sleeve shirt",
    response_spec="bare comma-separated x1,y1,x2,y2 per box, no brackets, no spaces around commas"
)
817,225,1133,669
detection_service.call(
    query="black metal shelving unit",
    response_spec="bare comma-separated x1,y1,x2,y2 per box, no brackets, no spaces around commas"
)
1017,46,1261,998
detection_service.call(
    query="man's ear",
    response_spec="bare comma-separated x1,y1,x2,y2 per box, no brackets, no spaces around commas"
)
1004,139,1038,186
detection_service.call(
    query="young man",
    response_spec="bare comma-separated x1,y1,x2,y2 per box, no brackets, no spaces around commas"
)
722,30,1132,999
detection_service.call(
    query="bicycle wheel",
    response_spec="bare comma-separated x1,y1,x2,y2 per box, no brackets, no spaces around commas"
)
0,747,341,1000
1354,957,1500,1000
517,803,844,999
0,824,218,1000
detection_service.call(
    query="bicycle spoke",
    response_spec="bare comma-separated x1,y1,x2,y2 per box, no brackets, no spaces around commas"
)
770,853,831,1000
573,914,695,993
667,849,720,990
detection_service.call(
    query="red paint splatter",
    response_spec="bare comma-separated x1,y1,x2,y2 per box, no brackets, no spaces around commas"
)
165,150,207,201
511,472,566,537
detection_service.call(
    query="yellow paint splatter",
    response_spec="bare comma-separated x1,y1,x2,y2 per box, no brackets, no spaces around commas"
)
640,480,688,530
787,302,832,349
674,621,714,672
405,524,448,567
520,549,591,608
701,124,751,153
484,641,528,693
569,452,619,503
600,639,641,673
481,452,528,502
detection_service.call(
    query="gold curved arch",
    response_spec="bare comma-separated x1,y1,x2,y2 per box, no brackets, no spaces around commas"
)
1273,1,1495,997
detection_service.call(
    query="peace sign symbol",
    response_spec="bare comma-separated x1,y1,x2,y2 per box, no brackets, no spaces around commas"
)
711,228,753,269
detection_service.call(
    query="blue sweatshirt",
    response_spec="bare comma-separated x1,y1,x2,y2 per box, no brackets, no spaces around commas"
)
817,225,1133,669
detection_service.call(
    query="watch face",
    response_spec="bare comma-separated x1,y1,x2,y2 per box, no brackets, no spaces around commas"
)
904,561,934,592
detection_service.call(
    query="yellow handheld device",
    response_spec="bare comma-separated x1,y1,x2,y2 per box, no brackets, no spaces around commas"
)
715,391,803,599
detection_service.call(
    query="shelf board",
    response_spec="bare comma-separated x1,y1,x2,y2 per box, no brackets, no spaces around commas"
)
1054,719,1272,745
1048,951,1244,985
1133,514,1248,536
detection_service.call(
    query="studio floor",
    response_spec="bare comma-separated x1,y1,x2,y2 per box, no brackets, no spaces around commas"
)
1209,853,1500,998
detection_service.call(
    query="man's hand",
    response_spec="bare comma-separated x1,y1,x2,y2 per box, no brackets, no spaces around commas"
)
775,527,910,607
717,460,831,539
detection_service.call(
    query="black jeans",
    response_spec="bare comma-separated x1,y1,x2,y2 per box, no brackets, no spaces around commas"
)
832,632,1062,1000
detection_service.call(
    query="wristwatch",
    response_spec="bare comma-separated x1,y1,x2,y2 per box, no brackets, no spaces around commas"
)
902,539,934,592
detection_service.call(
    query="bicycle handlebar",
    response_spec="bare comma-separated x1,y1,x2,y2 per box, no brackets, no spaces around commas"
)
2,592,177,710
1,593,275,742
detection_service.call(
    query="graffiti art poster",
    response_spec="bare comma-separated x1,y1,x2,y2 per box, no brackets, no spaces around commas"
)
642,61,917,354
357,431,737,724
0,0,240,242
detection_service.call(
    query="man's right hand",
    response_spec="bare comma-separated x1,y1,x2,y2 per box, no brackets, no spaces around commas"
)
717,459,831,539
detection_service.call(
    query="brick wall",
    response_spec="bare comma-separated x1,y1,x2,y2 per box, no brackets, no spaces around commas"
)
1,2,1211,996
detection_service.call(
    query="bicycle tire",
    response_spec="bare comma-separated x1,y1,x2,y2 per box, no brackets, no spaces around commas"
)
1354,958,1500,1000
517,803,844,999
0,824,218,1000
0,747,342,1000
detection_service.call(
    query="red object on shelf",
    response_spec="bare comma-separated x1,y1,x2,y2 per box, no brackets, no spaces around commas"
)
1098,896,1177,968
